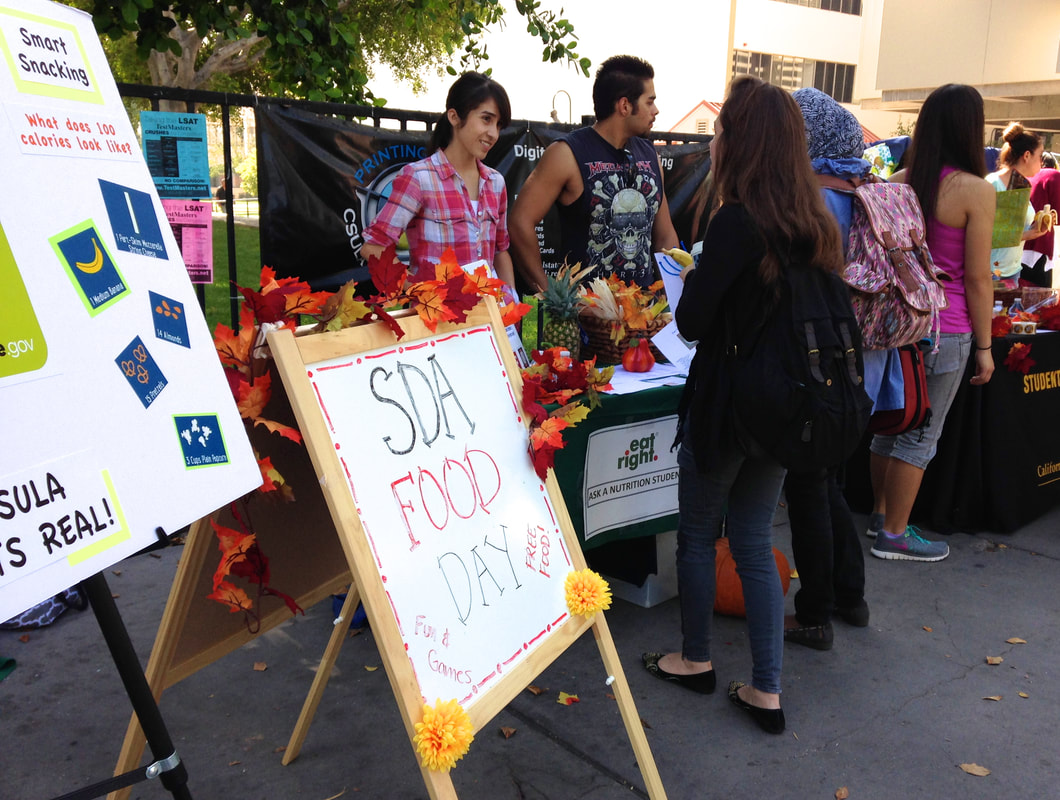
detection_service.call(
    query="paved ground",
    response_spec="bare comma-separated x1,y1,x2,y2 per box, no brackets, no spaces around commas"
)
4,502,1059,800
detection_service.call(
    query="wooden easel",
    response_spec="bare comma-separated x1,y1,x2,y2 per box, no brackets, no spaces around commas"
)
266,301,666,799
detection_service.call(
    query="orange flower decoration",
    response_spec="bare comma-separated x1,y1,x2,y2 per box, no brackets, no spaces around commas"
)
564,569,613,617
413,698,474,771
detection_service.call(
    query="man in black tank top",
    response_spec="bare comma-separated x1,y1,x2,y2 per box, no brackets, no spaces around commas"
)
509,55,679,291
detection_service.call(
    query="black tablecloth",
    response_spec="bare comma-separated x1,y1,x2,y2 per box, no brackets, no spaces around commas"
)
845,332,1060,533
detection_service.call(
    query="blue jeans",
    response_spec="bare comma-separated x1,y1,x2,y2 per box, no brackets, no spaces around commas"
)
676,436,787,695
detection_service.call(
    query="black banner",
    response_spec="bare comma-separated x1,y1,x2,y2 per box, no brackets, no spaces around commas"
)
257,104,711,292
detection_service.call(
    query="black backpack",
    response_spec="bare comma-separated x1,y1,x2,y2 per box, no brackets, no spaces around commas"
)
725,261,872,472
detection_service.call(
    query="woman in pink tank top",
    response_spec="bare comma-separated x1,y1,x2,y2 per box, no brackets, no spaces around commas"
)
866,84,996,562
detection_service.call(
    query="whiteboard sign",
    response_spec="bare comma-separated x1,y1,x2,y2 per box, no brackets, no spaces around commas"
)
0,0,260,622
303,324,570,708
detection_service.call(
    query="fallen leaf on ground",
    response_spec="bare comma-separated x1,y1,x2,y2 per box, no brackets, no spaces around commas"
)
499,726,517,739
18,634,29,643
111,569,122,576
983,695,1002,701
960,763,991,776
923,626,933,632
274,746,286,753
1018,692,1029,698
228,761,241,767
792,731,799,740
985,656,1003,665
557,691,580,705
253,662,267,671
606,693,616,701
1006,637,1027,644
835,787,850,800
346,628,364,639
321,789,346,800
526,684,547,696
364,665,379,672
640,717,652,729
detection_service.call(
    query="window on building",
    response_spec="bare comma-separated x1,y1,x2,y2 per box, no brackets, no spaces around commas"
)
732,50,855,103
696,120,710,135
771,0,861,15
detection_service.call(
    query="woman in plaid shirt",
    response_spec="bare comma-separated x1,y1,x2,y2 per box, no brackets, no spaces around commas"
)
363,72,516,298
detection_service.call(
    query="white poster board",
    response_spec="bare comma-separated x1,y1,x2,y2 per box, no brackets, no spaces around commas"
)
0,0,260,622
302,322,570,709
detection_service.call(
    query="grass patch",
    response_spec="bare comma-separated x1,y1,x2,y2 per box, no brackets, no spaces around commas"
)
204,219,261,331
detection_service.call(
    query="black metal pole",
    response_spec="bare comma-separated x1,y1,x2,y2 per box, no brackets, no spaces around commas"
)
80,572,192,800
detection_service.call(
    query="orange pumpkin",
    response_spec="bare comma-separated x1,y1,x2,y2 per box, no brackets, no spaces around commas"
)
713,536,791,617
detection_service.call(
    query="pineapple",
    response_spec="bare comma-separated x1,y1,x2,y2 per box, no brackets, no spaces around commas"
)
538,262,593,358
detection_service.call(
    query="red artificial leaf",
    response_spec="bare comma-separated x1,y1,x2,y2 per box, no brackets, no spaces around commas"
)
1038,304,1060,331
442,272,481,324
264,586,303,616
238,283,288,325
258,266,330,318
520,377,550,424
530,440,558,480
991,316,1012,338
367,243,407,301
407,280,454,332
372,304,406,340
1003,342,1036,374
230,541,270,587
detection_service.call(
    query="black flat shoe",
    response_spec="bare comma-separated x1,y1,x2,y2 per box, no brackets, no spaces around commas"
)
784,619,834,651
727,681,785,734
642,652,716,695
835,602,870,627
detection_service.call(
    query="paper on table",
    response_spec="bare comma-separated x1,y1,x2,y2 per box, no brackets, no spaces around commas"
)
606,362,689,395
651,320,697,372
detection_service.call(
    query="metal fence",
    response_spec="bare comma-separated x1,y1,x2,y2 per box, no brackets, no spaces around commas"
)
117,83,711,329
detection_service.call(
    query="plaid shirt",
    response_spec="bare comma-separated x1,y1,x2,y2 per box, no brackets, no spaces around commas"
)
364,149,510,271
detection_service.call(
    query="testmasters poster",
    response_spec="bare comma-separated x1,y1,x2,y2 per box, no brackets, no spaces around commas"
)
0,0,260,622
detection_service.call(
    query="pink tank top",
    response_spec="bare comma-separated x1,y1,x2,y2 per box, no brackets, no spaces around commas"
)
928,167,972,333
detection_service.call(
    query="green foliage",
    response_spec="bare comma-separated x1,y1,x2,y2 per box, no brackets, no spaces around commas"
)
891,115,915,138
235,154,257,196
86,0,590,103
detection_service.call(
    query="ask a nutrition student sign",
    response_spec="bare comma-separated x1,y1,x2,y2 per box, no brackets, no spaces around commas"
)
0,0,259,623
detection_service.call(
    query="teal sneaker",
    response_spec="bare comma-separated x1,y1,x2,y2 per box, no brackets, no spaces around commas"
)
870,526,949,562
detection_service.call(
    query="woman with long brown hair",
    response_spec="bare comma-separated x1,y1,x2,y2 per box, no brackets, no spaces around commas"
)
642,76,844,734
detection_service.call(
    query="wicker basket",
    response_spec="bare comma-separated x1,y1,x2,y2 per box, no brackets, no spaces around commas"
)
579,313,671,364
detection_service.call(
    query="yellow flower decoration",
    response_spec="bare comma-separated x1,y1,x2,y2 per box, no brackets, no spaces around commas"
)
564,568,613,617
413,698,474,771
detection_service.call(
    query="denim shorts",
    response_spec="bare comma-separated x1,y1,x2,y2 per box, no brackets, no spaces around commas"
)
869,332,972,470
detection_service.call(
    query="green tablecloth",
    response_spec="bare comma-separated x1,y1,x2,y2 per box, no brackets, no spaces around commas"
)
552,383,684,549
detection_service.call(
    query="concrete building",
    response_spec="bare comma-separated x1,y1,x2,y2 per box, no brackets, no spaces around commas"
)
670,0,1059,146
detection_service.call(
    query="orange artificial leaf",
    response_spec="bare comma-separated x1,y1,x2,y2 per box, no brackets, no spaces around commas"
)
986,656,1003,665
530,416,569,451
499,726,517,740
207,580,253,613
501,300,532,326
1006,637,1027,644
407,280,454,332
959,763,991,777
557,692,580,706
236,372,271,420
253,661,268,672
432,248,465,282
210,521,256,584
464,264,509,298
251,415,303,444
214,304,257,373
526,685,547,696
256,454,294,500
